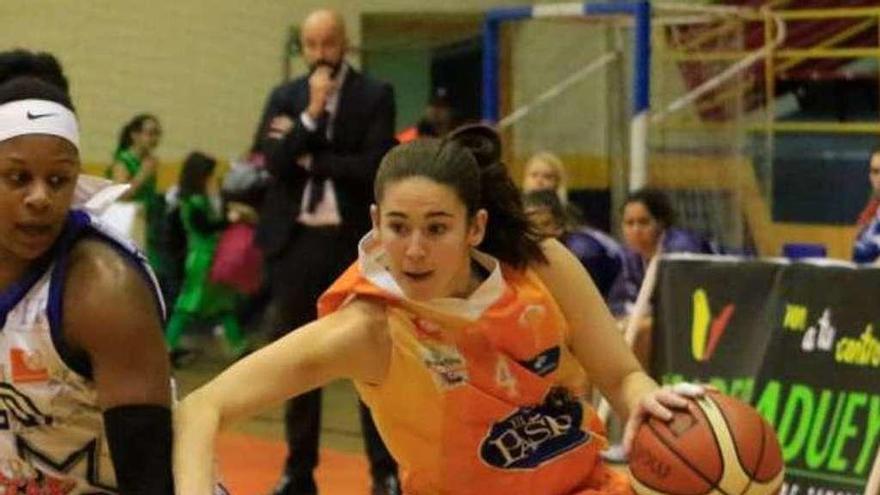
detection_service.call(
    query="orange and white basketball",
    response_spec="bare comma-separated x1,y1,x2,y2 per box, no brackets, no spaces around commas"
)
629,391,784,495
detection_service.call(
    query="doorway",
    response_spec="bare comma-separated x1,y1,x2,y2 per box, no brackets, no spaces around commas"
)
361,13,483,132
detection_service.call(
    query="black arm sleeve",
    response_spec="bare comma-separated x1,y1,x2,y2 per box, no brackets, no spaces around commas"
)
104,404,174,495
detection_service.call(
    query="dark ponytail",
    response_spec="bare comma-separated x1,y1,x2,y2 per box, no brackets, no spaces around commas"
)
375,124,545,268
447,124,544,268
178,151,217,198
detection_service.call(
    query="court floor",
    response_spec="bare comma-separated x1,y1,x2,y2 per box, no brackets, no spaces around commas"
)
175,335,373,494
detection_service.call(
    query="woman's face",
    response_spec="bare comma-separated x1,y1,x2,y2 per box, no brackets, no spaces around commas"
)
522,160,559,194
133,118,161,152
622,200,662,259
870,153,880,196
372,176,487,301
525,205,563,238
0,135,79,263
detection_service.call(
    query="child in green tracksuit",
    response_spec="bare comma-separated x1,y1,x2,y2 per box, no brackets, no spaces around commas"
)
165,152,247,363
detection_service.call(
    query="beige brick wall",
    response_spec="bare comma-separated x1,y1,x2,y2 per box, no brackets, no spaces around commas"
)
0,0,553,165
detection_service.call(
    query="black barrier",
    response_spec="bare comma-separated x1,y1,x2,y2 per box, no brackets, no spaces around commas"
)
654,254,880,495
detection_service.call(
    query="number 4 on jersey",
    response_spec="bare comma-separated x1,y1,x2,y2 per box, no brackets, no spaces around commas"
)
495,357,519,398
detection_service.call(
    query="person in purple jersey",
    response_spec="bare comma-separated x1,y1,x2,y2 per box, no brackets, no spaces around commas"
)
607,188,715,370
853,148,880,264
523,189,623,299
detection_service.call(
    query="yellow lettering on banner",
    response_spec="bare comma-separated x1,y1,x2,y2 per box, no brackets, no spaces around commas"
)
783,304,808,332
835,324,880,368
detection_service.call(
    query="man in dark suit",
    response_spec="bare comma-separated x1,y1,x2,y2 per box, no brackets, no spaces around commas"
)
253,9,398,495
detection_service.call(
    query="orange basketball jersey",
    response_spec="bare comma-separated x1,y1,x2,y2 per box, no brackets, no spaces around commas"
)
318,235,631,495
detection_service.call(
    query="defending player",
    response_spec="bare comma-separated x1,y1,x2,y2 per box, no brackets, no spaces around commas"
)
0,51,173,493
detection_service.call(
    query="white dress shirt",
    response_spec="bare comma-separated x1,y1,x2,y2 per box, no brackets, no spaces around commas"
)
296,64,349,227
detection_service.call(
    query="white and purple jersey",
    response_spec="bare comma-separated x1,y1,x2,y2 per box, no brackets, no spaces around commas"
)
0,202,164,493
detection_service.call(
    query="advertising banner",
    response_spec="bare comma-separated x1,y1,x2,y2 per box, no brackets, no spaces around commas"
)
654,255,880,495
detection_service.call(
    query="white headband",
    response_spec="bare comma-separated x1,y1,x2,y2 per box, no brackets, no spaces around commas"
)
0,99,79,151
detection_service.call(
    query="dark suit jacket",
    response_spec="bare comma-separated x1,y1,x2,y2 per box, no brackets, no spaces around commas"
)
254,65,396,257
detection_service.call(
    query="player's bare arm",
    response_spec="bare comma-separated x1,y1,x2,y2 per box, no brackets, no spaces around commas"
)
174,298,390,495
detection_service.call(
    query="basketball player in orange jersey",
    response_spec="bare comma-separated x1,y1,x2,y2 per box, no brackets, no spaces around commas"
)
0,51,174,493
175,125,704,494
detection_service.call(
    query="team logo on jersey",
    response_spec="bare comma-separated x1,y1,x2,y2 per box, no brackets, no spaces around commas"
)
479,387,589,469
518,304,547,329
15,436,116,493
0,384,53,430
0,464,78,494
517,347,560,377
420,344,468,390
10,349,50,384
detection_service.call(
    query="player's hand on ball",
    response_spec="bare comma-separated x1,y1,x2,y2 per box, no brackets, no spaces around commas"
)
622,382,707,457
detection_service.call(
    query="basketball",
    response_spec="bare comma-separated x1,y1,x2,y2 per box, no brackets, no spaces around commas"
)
628,391,784,495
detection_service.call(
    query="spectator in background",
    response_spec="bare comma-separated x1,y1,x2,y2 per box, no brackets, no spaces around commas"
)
523,189,623,299
156,179,188,308
608,188,715,367
164,152,251,366
856,149,880,228
106,114,171,292
396,87,454,143
218,153,272,337
522,151,586,225
523,151,570,205
853,148,880,263
252,8,399,495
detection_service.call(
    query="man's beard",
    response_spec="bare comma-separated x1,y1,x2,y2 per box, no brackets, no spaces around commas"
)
309,60,342,78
